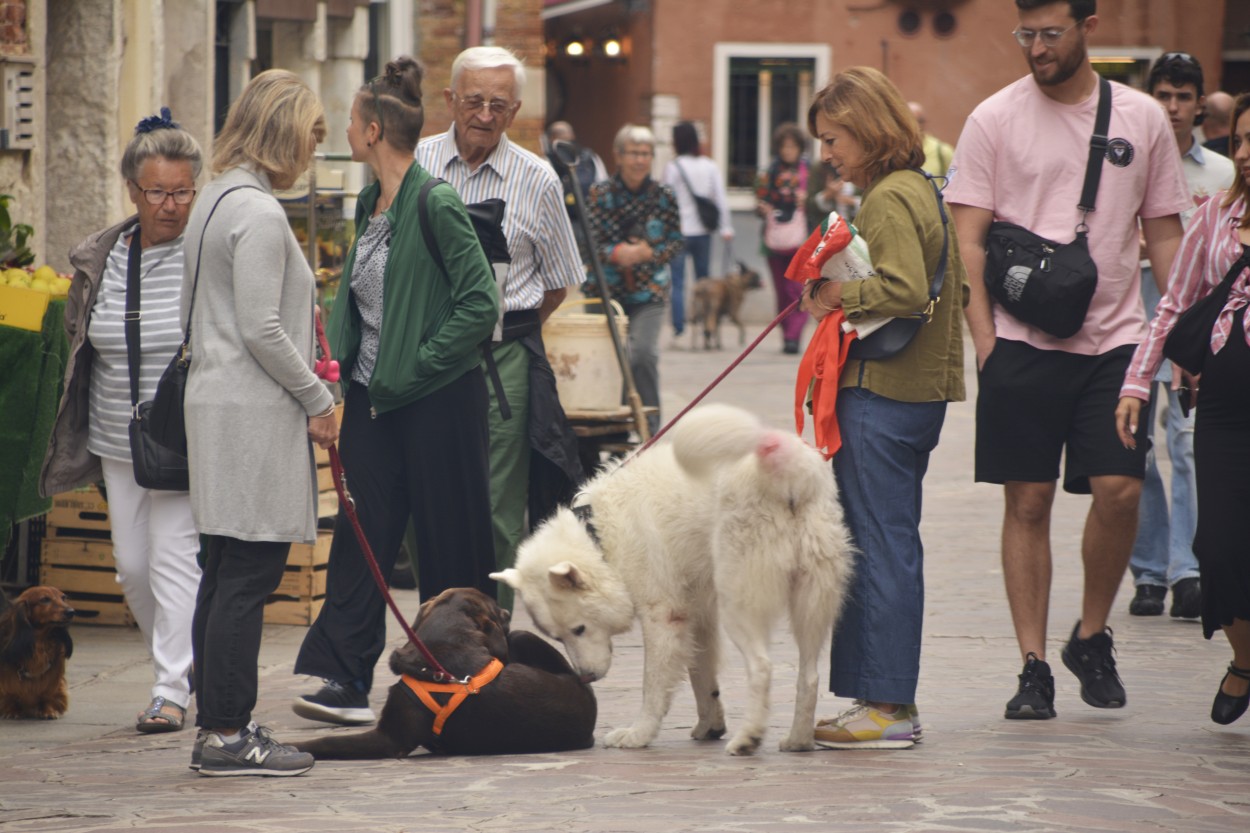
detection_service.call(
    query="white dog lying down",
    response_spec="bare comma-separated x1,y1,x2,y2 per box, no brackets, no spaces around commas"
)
493,403,853,755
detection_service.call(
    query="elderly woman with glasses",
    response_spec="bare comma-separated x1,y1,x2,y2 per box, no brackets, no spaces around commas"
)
40,109,204,736
582,123,684,436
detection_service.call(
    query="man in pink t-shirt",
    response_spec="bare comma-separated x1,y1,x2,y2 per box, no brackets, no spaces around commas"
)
946,0,1189,723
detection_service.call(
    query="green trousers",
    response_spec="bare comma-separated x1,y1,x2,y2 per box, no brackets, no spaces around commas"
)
486,339,531,611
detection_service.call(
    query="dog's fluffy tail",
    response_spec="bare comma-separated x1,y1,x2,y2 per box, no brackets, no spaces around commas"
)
668,404,772,479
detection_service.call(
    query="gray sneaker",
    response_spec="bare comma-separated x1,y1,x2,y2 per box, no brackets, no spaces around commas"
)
198,723,314,777
189,729,207,771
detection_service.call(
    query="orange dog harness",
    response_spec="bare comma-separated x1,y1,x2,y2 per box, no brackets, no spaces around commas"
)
400,658,504,735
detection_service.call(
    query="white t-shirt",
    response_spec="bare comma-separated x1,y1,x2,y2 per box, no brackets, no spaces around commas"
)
663,155,732,238
946,75,1191,355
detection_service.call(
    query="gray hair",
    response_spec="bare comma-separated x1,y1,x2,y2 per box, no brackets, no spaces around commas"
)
450,46,526,98
613,124,656,154
120,122,204,182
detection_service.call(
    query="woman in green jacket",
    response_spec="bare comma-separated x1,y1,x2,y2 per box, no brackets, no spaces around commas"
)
294,57,500,726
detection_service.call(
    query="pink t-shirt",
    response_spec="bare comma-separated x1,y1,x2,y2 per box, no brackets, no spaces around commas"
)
946,75,1191,355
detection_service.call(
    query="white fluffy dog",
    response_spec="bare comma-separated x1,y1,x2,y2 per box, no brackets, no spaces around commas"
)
492,403,852,755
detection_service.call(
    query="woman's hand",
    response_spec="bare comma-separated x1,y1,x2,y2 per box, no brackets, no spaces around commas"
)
614,240,654,267
308,409,339,449
756,200,772,219
801,279,838,322
1114,396,1142,449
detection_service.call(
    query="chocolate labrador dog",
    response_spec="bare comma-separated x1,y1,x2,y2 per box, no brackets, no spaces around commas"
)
295,587,596,758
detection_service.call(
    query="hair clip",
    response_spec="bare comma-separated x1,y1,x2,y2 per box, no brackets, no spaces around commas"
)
135,106,180,135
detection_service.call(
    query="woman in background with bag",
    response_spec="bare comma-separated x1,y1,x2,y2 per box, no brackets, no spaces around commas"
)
182,69,335,777
663,121,733,340
39,111,203,735
799,67,966,749
1116,93,1250,727
756,122,810,354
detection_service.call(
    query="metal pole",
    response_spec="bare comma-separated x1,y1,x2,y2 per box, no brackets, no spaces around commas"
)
551,141,651,440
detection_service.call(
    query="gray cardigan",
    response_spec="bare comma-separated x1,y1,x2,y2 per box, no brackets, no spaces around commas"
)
181,165,334,544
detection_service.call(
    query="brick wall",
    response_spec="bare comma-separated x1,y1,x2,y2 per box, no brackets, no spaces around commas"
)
0,0,28,54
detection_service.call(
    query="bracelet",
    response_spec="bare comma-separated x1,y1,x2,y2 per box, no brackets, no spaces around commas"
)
811,280,839,312
314,404,336,418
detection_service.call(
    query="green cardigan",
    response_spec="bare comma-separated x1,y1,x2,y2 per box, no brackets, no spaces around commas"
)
329,163,499,413
838,169,967,403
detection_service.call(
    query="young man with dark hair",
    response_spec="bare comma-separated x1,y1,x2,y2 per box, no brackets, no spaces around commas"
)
1126,52,1234,619
946,0,1190,720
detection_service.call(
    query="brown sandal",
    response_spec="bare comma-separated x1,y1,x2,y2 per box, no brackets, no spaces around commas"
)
136,696,186,734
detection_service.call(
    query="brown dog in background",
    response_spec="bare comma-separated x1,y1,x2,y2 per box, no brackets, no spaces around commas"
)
0,586,79,719
294,587,596,758
689,260,764,350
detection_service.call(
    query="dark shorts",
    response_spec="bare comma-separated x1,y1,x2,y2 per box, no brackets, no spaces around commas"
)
975,339,1151,495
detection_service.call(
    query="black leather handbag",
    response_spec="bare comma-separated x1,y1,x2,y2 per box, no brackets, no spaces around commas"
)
847,168,949,361
983,77,1110,340
125,232,190,491
139,184,260,467
1162,251,1250,376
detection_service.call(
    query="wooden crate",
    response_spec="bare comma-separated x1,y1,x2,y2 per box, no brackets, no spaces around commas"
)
39,540,136,627
47,487,111,538
263,531,331,626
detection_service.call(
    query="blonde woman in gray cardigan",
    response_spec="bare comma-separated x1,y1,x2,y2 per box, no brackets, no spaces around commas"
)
183,70,335,777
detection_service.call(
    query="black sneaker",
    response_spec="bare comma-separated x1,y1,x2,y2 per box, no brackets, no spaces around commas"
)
198,723,314,777
292,679,376,725
1005,652,1057,719
1061,622,1126,708
1170,577,1202,621
1128,584,1166,616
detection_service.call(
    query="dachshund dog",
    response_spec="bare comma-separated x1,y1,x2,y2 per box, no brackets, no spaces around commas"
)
689,261,764,350
295,587,597,759
0,586,78,719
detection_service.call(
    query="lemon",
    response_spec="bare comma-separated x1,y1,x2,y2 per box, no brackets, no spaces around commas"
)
33,265,58,284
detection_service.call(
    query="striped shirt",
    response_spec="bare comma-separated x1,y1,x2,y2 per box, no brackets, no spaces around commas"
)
1122,193,1250,399
86,231,187,462
416,128,583,312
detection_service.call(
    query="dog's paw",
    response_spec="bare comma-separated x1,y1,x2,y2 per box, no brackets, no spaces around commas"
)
725,731,762,756
779,732,816,752
691,717,727,740
603,726,654,749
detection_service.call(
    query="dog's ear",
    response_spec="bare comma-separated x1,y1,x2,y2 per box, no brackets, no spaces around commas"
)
53,627,73,660
548,562,587,591
1,604,36,665
489,569,521,589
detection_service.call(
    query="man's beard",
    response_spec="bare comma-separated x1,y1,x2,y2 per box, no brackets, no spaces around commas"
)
1030,45,1086,87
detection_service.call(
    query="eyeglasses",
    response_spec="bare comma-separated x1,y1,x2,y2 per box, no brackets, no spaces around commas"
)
453,94,517,117
133,184,196,205
1011,23,1078,48
621,149,654,158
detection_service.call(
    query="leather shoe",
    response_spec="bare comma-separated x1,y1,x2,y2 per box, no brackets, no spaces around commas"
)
1211,664,1250,725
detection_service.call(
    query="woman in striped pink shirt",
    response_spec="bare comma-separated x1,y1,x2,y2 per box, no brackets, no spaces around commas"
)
1117,93,1250,728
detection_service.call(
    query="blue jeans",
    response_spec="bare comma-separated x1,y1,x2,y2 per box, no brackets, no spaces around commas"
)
1129,383,1199,587
829,389,947,705
1130,270,1199,588
669,233,711,334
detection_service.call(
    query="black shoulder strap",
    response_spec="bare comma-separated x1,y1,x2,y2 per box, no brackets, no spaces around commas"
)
1077,76,1113,217
124,230,143,409
906,169,949,319
673,158,699,199
417,177,511,420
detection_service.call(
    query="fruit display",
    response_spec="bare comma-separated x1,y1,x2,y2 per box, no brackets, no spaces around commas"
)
1,264,72,297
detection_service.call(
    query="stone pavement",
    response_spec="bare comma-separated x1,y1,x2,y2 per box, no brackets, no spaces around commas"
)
2,328,1248,833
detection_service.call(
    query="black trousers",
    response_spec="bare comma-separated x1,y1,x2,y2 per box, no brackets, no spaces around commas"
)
294,368,495,691
192,535,290,729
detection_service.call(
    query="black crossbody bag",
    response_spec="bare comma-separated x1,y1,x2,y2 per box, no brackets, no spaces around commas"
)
125,231,190,491
673,159,721,233
983,76,1111,340
1162,251,1250,377
847,168,949,361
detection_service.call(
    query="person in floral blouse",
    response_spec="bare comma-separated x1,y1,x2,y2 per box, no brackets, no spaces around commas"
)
583,124,684,436
757,122,812,354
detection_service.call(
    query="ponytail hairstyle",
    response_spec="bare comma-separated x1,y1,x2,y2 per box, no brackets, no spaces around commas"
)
359,56,426,153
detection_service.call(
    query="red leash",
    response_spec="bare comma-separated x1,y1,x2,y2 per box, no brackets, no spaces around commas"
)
635,297,801,455
315,315,457,683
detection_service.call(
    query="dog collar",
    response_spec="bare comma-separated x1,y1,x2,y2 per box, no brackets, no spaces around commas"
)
571,503,602,548
400,657,504,735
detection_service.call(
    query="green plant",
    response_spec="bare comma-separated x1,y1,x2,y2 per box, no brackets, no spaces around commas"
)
0,193,34,267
